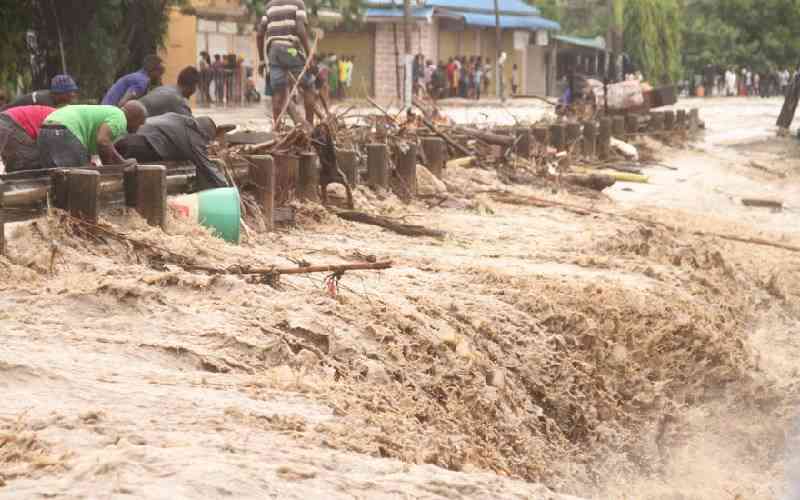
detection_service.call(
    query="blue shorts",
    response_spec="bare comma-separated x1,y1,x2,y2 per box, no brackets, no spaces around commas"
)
268,45,313,92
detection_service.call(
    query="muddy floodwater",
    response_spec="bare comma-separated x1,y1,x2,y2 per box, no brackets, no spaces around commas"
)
1,97,799,499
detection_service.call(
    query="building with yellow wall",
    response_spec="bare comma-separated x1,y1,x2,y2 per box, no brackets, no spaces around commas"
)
159,0,257,98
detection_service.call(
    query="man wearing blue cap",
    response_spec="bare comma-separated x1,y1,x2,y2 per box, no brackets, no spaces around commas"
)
102,55,165,107
1,75,79,111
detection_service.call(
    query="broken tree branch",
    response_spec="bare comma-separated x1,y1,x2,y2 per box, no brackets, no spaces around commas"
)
334,210,446,238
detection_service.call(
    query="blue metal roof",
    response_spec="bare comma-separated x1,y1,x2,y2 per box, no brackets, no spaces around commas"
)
365,0,559,31
461,12,559,30
365,6,435,19
424,0,540,16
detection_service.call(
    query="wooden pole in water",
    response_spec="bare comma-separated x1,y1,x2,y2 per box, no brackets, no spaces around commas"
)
395,143,417,196
565,122,582,154
611,115,625,139
663,110,676,131
247,155,275,231
689,108,699,134
273,153,299,205
336,149,359,186
367,143,389,189
549,124,566,151
136,165,167,229
532,126,549,148
67,169,100,223
598,117,611,160
625,114,638,138
123,164,137,207
676,109,688,130
513,128,532,158
422,137,446,178
50,168,70,210
582,121,597,157
298,152,320,203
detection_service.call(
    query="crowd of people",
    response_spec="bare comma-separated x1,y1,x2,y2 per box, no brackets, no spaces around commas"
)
0,54,228,188
312,54,355,101
197,51,260,106
412,54,518,100
698,66,794,98
414,55,493,100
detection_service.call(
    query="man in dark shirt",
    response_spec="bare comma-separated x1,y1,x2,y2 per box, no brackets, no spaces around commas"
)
139,66,199,118
256,0,314,128
2,74,79,111
114,113,227,189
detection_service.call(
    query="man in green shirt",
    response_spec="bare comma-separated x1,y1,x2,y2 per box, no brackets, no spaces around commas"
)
37,102,146,168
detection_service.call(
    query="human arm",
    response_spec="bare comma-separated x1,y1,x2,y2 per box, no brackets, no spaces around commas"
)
119,79,149,107
185,125,228,188
96,123,126,165
191,143,228,188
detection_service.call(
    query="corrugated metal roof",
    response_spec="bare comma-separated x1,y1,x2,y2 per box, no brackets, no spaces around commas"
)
425,0,540,16
365,0,560,31
461,12,560,31
365,6,435,19
554,35,606,50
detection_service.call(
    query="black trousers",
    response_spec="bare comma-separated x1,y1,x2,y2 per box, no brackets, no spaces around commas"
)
115,134,225,190
115,134,161,163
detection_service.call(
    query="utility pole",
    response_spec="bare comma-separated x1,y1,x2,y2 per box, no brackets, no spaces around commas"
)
403,0,413,110
494,0,502,100
51,0,67,73
605,0,613,80
606,0,624,81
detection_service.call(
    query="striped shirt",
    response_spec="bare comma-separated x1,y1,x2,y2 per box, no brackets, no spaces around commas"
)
260,0,307,52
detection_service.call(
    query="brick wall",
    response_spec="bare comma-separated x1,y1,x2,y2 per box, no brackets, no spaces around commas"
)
373,20,438,101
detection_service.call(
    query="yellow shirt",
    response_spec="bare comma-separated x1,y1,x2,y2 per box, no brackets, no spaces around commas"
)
339,61,347,82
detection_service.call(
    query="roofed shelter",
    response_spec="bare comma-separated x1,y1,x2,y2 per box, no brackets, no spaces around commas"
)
363,0,561,100
554,34,607,80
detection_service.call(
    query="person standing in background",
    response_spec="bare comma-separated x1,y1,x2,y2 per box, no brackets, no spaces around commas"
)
198,52,212,105
345,56,354,91
338,56,348,99
474,58,483,100
483,58,492,97
424,59,435,96
212,54,225,105
446,58,456,97
328,55,339,101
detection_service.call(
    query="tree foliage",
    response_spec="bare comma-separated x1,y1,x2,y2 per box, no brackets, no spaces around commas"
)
623,0,682,84
0,0,34,92
682,0,800,75
1,0,185,100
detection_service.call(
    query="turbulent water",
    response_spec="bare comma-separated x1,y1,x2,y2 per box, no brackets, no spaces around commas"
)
1,97,800,499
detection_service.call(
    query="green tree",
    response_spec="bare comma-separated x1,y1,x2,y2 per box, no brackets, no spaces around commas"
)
681,0,800,76
1,0,186,100
0,0,34,92
623,0,682,84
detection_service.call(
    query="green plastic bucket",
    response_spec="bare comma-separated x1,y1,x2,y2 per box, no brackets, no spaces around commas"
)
169,187,241,243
